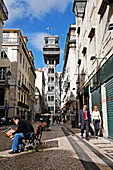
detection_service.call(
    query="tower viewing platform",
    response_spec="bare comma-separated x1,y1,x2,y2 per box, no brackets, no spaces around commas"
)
43,35,60,65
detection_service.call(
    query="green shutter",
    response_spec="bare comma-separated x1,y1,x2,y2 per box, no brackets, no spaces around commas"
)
106,78,113,139
92,87,102,112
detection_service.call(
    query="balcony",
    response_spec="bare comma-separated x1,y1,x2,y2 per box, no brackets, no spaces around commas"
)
2,38,20,44
18,81,29,94
43,47,60,55
17,101,29,109
22,83,29,94
0,0,8,20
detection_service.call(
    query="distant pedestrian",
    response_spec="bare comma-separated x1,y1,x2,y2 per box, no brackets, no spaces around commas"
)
78,105,91,140
91,106,102,139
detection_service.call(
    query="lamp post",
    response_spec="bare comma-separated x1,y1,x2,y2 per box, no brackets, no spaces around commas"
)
73,0,87,18
5,68,12,125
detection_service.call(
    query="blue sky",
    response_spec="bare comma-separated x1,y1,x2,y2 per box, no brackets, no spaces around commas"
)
4,0,75,72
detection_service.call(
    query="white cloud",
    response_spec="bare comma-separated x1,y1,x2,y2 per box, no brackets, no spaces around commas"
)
29,32,48,52
4,0,72,25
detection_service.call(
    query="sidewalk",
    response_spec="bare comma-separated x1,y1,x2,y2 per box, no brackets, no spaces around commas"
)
65,121,113,162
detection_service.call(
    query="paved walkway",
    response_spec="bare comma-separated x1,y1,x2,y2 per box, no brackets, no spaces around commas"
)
0,122,113,170
65,122,113,162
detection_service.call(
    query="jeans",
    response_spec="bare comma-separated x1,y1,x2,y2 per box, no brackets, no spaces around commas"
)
81,120,89,138
12,132,34,151
12,133,24,150
93,120,100,136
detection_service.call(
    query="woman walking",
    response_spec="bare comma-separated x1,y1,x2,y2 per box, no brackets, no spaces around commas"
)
92,106,101,139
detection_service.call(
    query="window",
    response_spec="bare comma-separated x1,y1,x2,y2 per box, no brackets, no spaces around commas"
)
48,68,54,73
25,63,27,72
0,88,4,105
3,33,9,43
23,58,24,69
19,71,21,82
45,39,48,44
55,39,58,44
48,77,54,82
48,96,54,101
48,107,54,111
0,67,6,80
90,34,96,60
20,53,22,63
18,91,20,101
48,38,55,44
22,74,24,84
48,86,54,92
24,95,25,104
25,78,26,86
1,48,8,58
48,77,50,82
21,94,23,102
49,60,54,65
51,77,54,82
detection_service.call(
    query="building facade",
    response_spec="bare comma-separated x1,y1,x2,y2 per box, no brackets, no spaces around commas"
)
0,0,8,55
0,0,8,122
73,0,113,138
43,35,60,113
0,29,36,121
35,68,46,114
55,72,61,111
61,24,77,112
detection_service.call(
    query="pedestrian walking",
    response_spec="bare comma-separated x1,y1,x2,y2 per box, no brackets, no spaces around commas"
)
91,106,102,139
78,104,91,140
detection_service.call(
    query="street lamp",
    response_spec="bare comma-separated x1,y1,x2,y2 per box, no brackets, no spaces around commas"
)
6,70,12,81
73,0,87,18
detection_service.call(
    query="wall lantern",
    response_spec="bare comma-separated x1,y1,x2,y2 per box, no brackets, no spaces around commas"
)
105,0,113,6
73,0,87,18
6,70,12,80
90,56,107,60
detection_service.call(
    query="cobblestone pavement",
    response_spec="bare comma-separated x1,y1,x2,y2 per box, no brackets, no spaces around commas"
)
0,122,113,170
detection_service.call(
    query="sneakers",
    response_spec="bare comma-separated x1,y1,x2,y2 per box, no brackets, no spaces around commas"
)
81,135,83,139
96,136,98,139
9,150,19,154
86,138,89,141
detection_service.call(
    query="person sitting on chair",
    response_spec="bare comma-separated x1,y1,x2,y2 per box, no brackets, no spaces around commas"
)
8,115,34,154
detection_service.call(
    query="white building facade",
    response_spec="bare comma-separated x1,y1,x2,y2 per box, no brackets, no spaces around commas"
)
35,69,46,114
61,24,77,112
73,0,113,138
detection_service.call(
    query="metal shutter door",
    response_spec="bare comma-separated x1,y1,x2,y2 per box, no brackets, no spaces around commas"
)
92,87,102,113
106,78,113,138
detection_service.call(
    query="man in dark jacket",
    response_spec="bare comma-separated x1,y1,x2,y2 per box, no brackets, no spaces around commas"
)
78,105,91,140
8,115,34,154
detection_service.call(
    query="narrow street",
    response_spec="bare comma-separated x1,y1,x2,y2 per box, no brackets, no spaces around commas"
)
0,123,113,170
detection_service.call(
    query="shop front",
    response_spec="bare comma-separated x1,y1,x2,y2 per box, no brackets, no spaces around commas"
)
90,54,113,138
106,78,113,138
